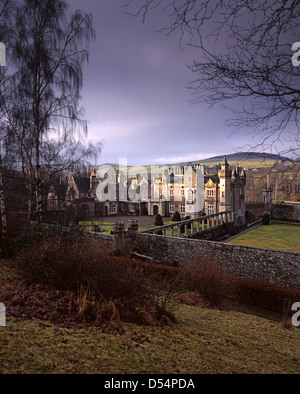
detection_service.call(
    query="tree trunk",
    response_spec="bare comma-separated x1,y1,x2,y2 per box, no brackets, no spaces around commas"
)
0,154,8,257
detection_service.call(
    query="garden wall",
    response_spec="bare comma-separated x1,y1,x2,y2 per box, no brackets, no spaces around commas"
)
88,228,300,290
272,203,300,222
135,233,300,290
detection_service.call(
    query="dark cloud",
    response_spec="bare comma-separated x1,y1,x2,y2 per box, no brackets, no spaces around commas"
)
70,0,249,165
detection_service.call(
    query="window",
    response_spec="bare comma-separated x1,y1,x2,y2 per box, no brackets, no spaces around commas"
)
170,188,174,196
169,203,175,213
222,191,225,198
110,204,117,214
187,190,193,203
181,188,185,196
207,189,214,197
207,205,214,215
180,203,185,213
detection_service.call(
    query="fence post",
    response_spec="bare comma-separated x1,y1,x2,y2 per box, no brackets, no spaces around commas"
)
127,219,139,240
111,222,126,254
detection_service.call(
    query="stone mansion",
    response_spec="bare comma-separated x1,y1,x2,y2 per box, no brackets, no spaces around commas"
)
46,156,247,227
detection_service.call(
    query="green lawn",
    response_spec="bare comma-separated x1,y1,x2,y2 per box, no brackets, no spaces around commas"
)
79,221,148,234
79,220,207,236
227,224,300,253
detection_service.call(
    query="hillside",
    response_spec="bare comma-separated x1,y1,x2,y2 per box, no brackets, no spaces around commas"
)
183,152,292,169
97,152,293,171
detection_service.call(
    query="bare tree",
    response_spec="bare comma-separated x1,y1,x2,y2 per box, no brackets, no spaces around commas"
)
126,0,300,161
0,0,16,255
9,0,97,222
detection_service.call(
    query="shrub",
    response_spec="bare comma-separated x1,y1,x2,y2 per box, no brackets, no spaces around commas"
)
182,257,234,306
11,222,85,255
184,216,191,230
154,214,164,226
17,237,177,325
231,277,300,314
171,211,181,221
262,213,270,225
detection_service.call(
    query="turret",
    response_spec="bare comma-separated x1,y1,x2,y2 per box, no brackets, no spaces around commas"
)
218,155,232,212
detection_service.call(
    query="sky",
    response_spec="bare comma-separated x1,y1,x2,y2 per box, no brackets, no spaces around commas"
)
69,0,262,166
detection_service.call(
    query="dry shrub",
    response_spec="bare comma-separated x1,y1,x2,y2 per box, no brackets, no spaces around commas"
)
172,291,210,307
231,277,300,314
17,237,177,325
181,256,234,306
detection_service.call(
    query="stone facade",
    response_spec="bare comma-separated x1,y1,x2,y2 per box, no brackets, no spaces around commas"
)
46,156,247,225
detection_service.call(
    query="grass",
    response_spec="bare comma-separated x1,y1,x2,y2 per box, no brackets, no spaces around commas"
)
227,223,300,253
1,304,300,374
79,221,148,234
79,218,209,236
1,262,300,374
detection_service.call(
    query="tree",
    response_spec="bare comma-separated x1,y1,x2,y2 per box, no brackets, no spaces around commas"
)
154,213,163,226
171,210,181,221
126,0,300,161
0,0,16,255
9,0,97,222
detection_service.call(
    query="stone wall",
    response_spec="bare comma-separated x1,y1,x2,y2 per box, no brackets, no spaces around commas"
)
245,202,265,217
272,203,300,222
87,225,300,290
135,233,300,289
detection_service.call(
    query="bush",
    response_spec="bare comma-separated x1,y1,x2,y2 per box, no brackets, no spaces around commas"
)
154,214,164,226
17,237,177,325
171,211,181,221
182,257,234,306
231,277,300,314
11,222,85,255
262,213,270,225
184,216,191,230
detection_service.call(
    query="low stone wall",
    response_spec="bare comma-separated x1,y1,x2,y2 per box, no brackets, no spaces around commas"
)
136,233,300,289
245,202,265,217
272,204,300,222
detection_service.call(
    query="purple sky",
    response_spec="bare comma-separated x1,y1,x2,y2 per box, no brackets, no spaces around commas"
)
70,0,256,166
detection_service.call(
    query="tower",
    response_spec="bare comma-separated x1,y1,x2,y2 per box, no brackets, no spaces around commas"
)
218,155,232,212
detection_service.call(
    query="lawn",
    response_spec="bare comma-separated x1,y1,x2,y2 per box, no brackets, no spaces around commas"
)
227,223,300,253
79,221,148,234
1,301,300,374
1,256,300,374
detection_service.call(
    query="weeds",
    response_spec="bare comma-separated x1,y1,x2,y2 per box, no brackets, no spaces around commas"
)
16,236,177,326
181,256,234,306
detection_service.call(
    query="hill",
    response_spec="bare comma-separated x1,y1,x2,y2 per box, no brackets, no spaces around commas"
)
96,152,293,172
181,152,292,169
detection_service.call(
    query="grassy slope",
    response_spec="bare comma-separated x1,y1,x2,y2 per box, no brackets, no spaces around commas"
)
1,305,300,374
0,263,300,374
227,224,300,253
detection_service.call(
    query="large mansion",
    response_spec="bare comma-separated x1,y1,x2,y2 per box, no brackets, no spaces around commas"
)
46,156,246,226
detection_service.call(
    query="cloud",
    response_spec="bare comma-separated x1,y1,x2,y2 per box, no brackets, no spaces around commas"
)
154,153,220,165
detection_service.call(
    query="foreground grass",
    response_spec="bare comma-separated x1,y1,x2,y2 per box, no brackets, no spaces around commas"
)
1,303,300,374
1,257,299,374
227,224,300,253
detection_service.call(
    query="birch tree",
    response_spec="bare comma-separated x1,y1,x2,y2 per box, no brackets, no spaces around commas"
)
12,0,96,222
0,0,15,255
